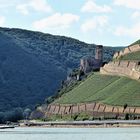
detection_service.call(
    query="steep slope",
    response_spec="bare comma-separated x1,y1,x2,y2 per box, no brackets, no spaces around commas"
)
0,32,64,111
55,73,140,107
0,27,121,111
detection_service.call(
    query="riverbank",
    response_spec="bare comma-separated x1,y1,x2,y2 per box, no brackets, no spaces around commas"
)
20,120,140,128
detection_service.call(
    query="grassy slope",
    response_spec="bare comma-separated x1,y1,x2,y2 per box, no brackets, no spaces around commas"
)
55,73,140,107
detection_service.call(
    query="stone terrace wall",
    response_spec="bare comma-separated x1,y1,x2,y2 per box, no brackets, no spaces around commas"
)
46,102,140,116
113,44,140,59
100,60,140,80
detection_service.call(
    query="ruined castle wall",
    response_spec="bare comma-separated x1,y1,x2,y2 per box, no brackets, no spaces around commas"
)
94,103,100,112
100,67,109,75
46,105,51,112
118,107,124,113
104,105,113,113
119,50,124,56
113,44,140,59
86,103,96,112
129,44,140,52
131,70,140,79
79,104,86,112
95,45,103,61
129,108,135,114
46,102,140,117
98,104,106,112
59,106,66,115
102,64,131,76
54,105,60,114
128,62,137,69
100,60,140,80
135,65,140,71
123,47,131,54
119,61,129,67
113,61,120,66
49,105,56,114
123,108,130,113
65,106,71,114
113,52,119,59
134,108,140,114
114,107,119,113
72,105,79,114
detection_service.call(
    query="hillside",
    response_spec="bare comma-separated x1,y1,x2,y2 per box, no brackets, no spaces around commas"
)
130,39,140,46
40,40,140,121
55,73,140,107
0,27,120,111
54,41,140,107
0,32,64,111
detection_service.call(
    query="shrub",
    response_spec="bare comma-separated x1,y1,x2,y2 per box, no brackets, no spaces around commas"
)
125,113,129,120
124,104,128,110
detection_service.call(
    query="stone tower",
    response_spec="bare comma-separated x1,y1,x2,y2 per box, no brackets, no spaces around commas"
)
95,45,103,62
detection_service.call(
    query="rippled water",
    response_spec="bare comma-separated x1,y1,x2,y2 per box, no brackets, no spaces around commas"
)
0,127,140,140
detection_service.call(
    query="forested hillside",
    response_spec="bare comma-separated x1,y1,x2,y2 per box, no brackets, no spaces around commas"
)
0,27,122,111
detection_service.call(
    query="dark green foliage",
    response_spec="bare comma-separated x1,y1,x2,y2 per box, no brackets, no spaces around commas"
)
76,112,89,121
73,114,79,121
123,104,128,110
30,110,45,120
0,27,121,112
58,81,80,96
46,113,91,121
0,112,5,123
23,108,31,119
125,113,129,120
0,108,23,123
52,69,88,102
45,96,56,104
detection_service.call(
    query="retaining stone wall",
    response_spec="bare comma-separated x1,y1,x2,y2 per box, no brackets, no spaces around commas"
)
100,61,140,80
79,104,86,112
113,44,140,59
46,102,140,117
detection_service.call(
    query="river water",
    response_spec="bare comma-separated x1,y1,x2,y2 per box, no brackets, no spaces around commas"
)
0,127,140,140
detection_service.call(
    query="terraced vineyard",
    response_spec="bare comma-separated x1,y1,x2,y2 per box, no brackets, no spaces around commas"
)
55,73,140,107
130,39,140,46
119,51,140,60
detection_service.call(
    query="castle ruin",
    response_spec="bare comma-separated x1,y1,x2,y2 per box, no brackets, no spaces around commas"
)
80,45,103,73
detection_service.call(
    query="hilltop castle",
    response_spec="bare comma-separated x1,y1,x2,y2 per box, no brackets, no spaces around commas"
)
80,45,103,73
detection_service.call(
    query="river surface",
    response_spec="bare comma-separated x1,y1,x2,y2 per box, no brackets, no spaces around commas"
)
0,127,140,140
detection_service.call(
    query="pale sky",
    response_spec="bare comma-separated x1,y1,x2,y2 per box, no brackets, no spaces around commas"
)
0,0,140,46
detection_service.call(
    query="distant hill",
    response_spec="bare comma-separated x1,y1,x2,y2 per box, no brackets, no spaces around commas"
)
0,27,122,111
